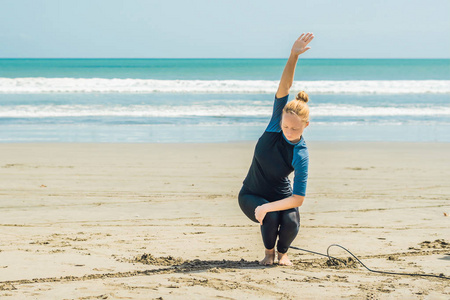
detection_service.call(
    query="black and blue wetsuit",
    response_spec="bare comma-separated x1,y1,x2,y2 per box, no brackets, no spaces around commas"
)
238,93,309,253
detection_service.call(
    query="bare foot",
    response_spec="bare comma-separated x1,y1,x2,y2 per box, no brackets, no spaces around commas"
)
277,251,293,266
259,248,275,265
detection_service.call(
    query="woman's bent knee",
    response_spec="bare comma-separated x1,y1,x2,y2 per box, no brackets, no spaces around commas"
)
262,211,280,226
280,209,300,231
238,188,261,223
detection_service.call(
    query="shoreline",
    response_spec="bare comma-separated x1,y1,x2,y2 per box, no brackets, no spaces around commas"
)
1,140,450,144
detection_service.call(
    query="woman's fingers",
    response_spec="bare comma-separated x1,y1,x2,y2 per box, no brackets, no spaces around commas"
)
300,34,314,47
295,33,314,48
255,206,267,225
255,206,262,224
291,32,314,56
303,33,313,42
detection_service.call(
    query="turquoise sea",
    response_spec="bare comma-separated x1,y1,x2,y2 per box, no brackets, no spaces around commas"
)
0,58,449,143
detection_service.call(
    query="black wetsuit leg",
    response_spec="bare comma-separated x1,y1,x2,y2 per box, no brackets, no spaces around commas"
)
238,185,300,252
277,208,300,253
238,185,279,249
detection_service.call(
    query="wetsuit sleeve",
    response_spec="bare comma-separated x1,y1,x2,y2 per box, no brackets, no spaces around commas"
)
265,94,289,132
292,147,309,197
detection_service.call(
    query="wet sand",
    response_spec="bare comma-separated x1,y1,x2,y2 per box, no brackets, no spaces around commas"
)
0,142,449,299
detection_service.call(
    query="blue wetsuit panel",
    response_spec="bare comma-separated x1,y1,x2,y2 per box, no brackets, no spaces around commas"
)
292,146,309,196
242,94,309,200
265,93,288,133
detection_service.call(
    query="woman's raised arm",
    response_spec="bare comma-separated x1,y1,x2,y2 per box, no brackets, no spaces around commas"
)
275,32,314,99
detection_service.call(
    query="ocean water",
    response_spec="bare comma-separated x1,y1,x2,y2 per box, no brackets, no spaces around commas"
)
0,58,449,143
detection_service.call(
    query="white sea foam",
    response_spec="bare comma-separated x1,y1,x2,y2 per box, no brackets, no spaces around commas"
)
311,104,450,116
1,104,450,118
0,78,449,94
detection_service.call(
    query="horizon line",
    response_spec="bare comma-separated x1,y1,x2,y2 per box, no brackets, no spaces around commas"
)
1,57,449,60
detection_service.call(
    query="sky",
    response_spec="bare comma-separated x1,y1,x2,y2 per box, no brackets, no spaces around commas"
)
1,0,449,59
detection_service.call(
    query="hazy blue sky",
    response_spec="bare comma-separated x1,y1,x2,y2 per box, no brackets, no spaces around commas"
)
1,0,449,58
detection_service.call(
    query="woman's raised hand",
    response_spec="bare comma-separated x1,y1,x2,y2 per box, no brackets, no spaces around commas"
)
291,32,314,56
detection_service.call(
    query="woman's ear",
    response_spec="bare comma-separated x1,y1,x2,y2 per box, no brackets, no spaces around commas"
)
279,114,285,127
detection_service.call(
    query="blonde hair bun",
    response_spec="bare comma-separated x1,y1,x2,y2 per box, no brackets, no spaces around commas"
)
295,91,309,103
283,91,310,122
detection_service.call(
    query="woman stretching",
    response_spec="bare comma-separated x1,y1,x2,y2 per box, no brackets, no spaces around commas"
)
238,32,314,266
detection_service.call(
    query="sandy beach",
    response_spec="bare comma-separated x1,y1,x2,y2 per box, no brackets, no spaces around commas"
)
0,142,449,299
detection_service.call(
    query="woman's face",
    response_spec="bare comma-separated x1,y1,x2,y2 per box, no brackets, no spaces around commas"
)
281,112,309,143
